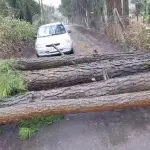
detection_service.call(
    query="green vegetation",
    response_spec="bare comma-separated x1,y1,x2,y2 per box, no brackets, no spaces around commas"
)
19,115,64,140
0,60,26,98
59,0,105,28
0,17,37,42
0,0,40,24
0,17,37,58
0,128,3,135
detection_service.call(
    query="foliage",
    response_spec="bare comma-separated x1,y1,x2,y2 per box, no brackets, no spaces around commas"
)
0,128,3,135
19,127,38,140
131,0,144,4
0,17,37,58
0,60,26,98
0,17,37,42
19,115,64,140
60,0,105,27
0,0,40,24
124,23,150,50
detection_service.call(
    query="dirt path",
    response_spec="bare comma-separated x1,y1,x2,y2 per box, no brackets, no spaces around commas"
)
70,25,125,55
1,26,150,150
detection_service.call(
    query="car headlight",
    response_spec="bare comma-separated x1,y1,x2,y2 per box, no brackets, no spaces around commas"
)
36,44,44,48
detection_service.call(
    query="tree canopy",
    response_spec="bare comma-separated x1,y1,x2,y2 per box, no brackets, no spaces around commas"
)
0,0,40,24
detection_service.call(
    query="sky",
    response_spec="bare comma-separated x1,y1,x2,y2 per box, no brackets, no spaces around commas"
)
42,0,61,7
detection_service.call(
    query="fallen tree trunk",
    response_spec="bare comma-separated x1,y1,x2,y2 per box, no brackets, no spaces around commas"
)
24,73,150,100
24,58,150,91
1,91,150,124
0,73,150,108
17,52,150,70
2,72,150,107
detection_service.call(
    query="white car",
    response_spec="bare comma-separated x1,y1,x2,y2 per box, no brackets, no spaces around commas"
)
35,22,74,57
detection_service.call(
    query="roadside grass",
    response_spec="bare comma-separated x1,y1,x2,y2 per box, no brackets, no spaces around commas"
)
19,115,64,140
0,60,64,140
0,128,3,135
0,60,27,98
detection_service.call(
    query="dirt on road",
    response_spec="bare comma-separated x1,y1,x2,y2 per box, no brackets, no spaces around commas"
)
1,26,150,150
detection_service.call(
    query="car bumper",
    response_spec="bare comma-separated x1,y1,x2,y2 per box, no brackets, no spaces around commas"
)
36,43,73,56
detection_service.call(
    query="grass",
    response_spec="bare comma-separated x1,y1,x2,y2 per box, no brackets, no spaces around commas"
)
0,60,64,140
19,115,64,140
0,60,27,99
0,128,3,135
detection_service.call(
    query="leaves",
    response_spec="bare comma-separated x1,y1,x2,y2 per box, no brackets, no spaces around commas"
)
0,60,27,98
19,115,64,140
4,0,40,20
0,17,37,58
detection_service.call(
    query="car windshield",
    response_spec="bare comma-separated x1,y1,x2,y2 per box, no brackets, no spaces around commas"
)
38,24,66,37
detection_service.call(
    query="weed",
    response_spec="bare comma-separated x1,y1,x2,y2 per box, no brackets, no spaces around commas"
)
0,128,3,135
0,60,27,99
19,115,64,140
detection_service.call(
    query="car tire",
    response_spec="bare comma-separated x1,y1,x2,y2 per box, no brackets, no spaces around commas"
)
69,48,74,54
36,53,40,58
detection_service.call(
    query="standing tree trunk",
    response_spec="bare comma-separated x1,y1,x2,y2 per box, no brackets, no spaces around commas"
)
115,0,122,16
123,0,129,26
100,7,106,24
106,0,115,22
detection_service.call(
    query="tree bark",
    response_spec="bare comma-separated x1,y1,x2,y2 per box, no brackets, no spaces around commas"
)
123,0,129,26
17,52,150,70
26,73,150,100
24,58,150,91
106,0,115,18
115,0,122,16
1,91,150,124
2,72,150,109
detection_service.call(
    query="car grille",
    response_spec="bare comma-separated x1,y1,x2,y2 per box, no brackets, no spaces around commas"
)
46,43,60,47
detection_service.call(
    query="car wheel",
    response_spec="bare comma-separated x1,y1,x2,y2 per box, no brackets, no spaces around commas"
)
36,53,40,58
69,48,74,54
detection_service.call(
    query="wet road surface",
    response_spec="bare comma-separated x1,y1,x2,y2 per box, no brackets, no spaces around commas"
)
1,26,150,150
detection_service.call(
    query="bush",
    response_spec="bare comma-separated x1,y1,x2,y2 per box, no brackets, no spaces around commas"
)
0,17,37,42
0,17,37,58
0,60,27,98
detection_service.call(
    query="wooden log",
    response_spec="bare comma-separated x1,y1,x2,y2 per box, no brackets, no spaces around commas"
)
1,91,150,124
25,73,150,100
24,58,150,91
1,72,150,108
17,52,150,70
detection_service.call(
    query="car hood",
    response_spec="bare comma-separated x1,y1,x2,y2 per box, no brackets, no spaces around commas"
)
36,33,71,45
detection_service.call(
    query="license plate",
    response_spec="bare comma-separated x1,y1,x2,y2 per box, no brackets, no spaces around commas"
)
46,47,57,53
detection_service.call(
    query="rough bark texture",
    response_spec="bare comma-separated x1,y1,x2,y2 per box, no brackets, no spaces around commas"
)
1,72,150,108
115,0,122,16
17,53,150,70
106,0,114,18
123,0,129,26
1,91,150,124
24,58,150,91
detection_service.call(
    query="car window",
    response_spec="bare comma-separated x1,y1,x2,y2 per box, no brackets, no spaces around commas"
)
38,24,66,37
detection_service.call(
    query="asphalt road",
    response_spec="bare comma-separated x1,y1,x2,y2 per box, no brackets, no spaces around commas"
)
1,26,150,150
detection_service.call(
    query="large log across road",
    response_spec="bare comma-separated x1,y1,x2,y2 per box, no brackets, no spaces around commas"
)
25,73,150,100
24,58,150,91
17,52,150,70
1,72,150,108
1,91,150,124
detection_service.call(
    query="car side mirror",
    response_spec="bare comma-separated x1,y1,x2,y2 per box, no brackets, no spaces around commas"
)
67,30,71,33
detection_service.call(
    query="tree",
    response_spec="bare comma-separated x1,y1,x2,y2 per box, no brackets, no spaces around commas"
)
123,0,129,25
60,0,105,28
115,0,122,15
0,0,40,24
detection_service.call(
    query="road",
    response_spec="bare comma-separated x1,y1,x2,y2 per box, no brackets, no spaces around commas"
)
1,26,150,150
